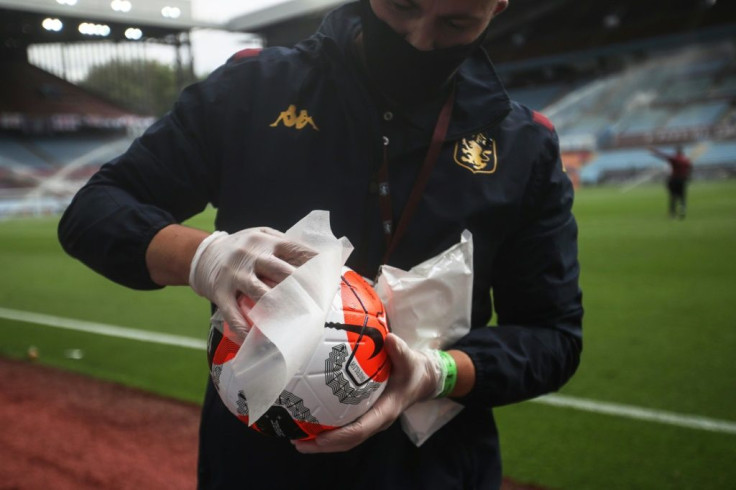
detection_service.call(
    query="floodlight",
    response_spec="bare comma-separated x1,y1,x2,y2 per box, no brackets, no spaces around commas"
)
111,0,132,13
161,6,181,19
125,27,143,40
42,18,64,32
79,22,111,37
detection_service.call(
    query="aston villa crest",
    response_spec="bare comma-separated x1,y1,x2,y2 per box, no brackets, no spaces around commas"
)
453,133,497,174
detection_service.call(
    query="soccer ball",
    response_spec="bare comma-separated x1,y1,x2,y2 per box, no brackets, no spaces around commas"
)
207,267,391,440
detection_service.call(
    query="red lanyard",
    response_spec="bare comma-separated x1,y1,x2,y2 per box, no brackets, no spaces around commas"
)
378,89,455,264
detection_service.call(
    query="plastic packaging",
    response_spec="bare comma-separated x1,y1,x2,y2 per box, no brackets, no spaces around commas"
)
376,230,474,446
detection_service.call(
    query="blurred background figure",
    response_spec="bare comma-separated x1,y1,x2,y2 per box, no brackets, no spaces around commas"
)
649,146,693,219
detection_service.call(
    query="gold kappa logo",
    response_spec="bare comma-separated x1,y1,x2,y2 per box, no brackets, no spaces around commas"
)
454,133,497,174
270,105,319,131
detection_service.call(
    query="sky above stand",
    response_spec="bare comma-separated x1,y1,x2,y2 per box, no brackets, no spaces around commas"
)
191,0,290,24
189,0,314,76
189,0,290,76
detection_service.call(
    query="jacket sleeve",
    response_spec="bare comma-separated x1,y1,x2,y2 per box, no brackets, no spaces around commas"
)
57,67,232,290
453,123,583,408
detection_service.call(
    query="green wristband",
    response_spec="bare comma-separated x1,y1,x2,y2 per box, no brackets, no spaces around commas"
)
436,350,458,398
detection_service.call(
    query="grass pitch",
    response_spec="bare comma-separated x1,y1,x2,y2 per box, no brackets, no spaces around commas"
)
497,180,736,489
1,180,735,489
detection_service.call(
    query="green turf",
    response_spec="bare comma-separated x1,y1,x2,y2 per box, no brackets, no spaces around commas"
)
564,181,736,420
0,211,215,402
1,182,735,488
496,180,736,489
496,401,735,490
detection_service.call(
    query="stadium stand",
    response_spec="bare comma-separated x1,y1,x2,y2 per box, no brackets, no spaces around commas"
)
0,60,142,216
615,108,673,135
696,140,736,168
0,135,51,169
0,61,138,129
506,83,569,111
579,148,676,185
580,137,736,185
711,74,736,98
0,1,198,217
1,0,734,210
663,101,730,130
658,77,716,104
523,39,736,186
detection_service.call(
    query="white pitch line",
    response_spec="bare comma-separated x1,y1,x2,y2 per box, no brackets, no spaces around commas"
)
533,394,736,435
0,306,206,350
2,306,735,436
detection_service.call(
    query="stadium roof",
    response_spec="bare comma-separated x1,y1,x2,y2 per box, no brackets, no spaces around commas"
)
0,0,208,29
0,0,209,127
226,0,343,47
0,0,214,47
227,0,343,32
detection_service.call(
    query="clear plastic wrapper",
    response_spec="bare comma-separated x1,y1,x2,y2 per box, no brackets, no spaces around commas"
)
376,230,474,446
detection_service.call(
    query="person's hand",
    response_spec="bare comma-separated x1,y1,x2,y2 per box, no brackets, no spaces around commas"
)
293,333,444,453
189,227,316,331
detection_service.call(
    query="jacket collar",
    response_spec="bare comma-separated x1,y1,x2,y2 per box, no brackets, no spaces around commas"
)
307,1,512,139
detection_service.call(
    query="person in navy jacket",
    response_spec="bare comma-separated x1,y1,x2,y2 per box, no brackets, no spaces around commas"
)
58,1,583,489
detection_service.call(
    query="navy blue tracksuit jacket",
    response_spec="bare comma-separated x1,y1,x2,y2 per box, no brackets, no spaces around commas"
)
58,4,583,489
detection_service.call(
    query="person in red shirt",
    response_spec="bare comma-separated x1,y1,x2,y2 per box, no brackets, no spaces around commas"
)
650,146,693,219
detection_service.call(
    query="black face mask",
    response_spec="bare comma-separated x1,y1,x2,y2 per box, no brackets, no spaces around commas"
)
359,0,488,106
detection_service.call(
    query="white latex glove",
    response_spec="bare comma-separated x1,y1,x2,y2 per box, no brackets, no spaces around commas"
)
293,333,445,453
189,227,316,331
